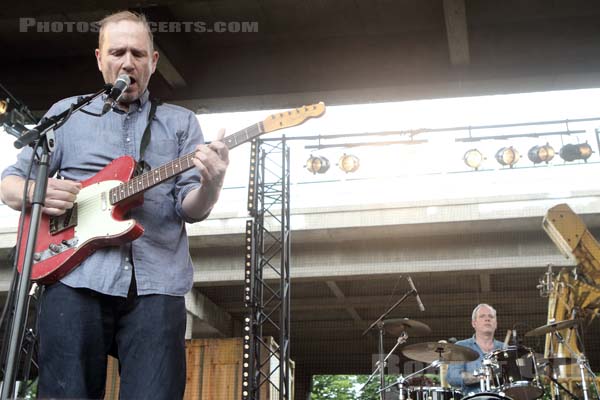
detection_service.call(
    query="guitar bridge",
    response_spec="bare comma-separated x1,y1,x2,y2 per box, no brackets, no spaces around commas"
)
49,203,78,235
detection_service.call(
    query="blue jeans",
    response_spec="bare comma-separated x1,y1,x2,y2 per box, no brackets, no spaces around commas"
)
37,281,186,399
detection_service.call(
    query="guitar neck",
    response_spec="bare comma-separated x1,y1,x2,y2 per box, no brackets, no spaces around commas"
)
109,122,264,205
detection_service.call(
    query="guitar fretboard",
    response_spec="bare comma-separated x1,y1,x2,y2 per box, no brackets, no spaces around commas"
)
109,122,263,205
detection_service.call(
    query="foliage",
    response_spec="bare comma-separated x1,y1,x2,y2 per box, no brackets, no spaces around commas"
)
310,375,358,400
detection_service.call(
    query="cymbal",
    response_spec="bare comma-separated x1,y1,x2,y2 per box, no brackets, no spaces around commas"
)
402,342,478,363
383,318,432,336
525,319,581,337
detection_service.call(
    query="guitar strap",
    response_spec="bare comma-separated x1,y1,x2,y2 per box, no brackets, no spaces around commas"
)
134,98,162,176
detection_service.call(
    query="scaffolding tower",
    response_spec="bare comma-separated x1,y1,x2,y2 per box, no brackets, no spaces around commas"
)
242,137,291,400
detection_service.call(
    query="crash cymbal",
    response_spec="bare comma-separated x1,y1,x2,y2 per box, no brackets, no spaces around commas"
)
402,342,478,363
525,319,581,337
537,356,577,367
383,318,432,336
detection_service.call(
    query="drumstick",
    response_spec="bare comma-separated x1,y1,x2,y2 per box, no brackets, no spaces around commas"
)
503,329,511,347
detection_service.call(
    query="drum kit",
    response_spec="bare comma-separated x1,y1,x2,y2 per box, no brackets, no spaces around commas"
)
362,317,598,400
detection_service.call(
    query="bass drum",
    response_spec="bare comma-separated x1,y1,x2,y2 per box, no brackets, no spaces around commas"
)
461,392,512,400
410,387,463,400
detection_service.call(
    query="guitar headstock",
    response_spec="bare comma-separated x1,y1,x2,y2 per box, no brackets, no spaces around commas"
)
262,102,326,133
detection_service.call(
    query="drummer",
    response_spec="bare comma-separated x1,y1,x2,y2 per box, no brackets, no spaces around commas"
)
447,303,505,394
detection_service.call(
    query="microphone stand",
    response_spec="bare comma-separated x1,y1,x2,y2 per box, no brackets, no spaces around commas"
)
0,87,109,400
362,287,416,400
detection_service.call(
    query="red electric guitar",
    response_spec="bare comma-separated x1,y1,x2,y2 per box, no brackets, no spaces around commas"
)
17,102,326,284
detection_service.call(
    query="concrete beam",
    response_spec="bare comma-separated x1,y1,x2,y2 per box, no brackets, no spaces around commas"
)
326,280,361,321
155,44,187,89
443,0,470,65
220,289,544,313
184,287,233,338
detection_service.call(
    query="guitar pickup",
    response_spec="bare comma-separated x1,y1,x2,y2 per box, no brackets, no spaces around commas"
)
49,203,78,235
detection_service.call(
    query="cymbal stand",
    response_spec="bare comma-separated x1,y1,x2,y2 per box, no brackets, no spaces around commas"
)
552,331,597,400
362,286,415,400
359,332,408,394
542,368,578,400
379,360,441,398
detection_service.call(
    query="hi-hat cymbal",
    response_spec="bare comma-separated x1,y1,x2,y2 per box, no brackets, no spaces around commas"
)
402,342,478,363
525,319,581,337
383,318,432,336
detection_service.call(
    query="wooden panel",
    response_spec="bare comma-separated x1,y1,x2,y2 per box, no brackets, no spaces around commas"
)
104,338,294,400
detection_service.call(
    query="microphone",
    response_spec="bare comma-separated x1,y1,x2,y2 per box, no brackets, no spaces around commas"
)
407,276,425,312
102,75,131,114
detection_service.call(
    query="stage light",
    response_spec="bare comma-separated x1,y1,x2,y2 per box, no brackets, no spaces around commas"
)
495,146,520,168
463,149,484,170
559,143,593,162
0,99,8,116
528,144,555,164
338,154,360,173
305,155,330,174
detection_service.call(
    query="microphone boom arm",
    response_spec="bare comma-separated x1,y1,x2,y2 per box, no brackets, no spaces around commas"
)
13,85,110,149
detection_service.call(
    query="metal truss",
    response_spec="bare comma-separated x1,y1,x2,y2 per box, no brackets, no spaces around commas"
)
242,138,291,400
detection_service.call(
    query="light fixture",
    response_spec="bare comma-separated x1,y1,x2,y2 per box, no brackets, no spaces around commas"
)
528,144,555,164
559,143,593,162
495,146,520,168
0,99,8,116
463,149,484,170
338,153,360,173
305,155,330,174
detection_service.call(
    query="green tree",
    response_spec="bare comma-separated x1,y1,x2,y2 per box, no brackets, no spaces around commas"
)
310,375,357,400
355,375,399,400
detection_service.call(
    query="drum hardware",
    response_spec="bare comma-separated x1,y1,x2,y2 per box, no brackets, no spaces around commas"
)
526,318,598,400
378,359,444,400
476,358,497,392
537,364,579,400
548,330,598,400
482,345,544,400
361,333,410,396
361,277,428,400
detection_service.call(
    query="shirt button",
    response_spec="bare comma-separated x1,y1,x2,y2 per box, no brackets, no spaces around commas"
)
124,265,130,271
126,116,130,120
126,138,130,142
125,257,130,262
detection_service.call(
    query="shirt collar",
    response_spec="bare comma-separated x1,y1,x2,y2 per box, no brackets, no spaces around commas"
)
102,89,150,114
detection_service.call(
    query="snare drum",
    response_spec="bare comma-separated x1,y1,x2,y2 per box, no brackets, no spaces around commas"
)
409,387,462,400
485,345,543,400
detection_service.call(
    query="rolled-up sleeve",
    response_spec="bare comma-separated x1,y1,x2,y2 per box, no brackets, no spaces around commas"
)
174,111,204,224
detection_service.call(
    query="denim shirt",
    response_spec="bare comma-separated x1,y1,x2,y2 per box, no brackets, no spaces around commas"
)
2,91,204,297
446,336,506,394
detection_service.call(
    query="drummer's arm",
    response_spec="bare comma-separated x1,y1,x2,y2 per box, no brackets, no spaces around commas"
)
446,363,465,387
460,371,479,385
